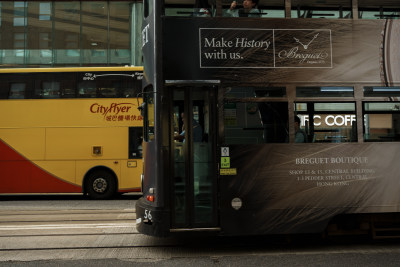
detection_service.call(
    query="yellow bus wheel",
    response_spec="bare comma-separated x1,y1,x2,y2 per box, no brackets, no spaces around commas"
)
85,170,116,200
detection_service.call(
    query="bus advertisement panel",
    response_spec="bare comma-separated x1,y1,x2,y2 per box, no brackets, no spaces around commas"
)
163,18,399,85
136,0,400,238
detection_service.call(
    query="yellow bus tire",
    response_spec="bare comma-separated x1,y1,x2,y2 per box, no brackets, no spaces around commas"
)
85,169,117,200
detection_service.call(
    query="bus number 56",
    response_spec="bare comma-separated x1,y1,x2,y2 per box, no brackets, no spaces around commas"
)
144,209,152,220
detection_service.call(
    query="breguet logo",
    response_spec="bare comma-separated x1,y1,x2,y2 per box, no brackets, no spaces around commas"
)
275,29,331,67
294,33,319,50
278,34,329,64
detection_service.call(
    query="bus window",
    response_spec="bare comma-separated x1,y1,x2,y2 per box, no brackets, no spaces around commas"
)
41,81,61,99
122,86,136,98
144,0,152,18
359,10,400,19
223,1,261,18
364,86,400,97
296,102,357,143
165,0,213,17
254,87,286,97
9,83,26,99
78,81,96,98
297,86,354,97
114,79,139,98
98,81,117,98
61,80,77,98
291,3,352,19
143,86,155,142
223,1,283,18
223,87,288,144
93,76,118,98
358,0,400,19
258,6,285,18
129,127,143,158
364,102,400,142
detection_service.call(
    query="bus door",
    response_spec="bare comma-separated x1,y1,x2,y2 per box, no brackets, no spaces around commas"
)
171,86,219,231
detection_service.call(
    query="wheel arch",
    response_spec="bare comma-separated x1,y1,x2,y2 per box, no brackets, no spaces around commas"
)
82,165,119,195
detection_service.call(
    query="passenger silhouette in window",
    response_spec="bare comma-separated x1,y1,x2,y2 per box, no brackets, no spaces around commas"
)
295,115,307,143
226,0,261,18
174,113,203,142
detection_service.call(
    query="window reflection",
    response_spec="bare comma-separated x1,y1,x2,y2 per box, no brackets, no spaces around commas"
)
291,0,352,19
297,87,354,97
40,81,60,99
110,2,131,64
9,83,26,99
296,102,357,143
0,1,136,67
223,87,288,144
14,33,25,50
82,2,107,64
364,87,400,97
14,2,27,26
54,2,81,65
359,0,400,19
360,10,400,19
291,9,352,19
78,81,97,98
39,3,51,21
364,102,400,141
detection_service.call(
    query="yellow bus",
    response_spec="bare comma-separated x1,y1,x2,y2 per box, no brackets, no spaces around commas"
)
0,66,143,199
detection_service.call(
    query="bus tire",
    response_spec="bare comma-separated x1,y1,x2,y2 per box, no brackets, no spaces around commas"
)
85,170,116,200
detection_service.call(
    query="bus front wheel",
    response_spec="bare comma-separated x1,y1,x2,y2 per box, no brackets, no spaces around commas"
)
85,170,116,200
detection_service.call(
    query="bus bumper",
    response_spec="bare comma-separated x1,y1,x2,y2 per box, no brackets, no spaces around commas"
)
135,197,170,237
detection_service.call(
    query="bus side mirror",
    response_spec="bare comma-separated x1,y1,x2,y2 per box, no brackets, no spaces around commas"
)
138,102,146,117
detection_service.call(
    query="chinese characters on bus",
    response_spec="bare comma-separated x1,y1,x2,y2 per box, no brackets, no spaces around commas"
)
90,102,143,122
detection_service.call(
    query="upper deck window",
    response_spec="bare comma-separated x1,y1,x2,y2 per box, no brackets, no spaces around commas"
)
0,71,141,100
292,9,351,19
144,0,152,18
359,0,400,19
40,81,61,99
165,7,212,17
9,83,25,99
78,81,96,98
165,0,214,17
160,0,400,19
296,87,354,97
364,86,400,97
222,0,284,18
359,9,400,19
291,0,352,19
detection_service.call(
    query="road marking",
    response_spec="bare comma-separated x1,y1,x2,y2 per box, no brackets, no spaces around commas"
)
0,223,135,230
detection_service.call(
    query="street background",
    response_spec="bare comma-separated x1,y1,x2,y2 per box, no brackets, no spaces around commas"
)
1,193,400,266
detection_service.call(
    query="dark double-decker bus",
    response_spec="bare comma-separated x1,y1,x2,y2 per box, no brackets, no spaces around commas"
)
136,0,400,237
